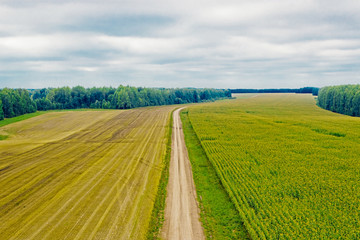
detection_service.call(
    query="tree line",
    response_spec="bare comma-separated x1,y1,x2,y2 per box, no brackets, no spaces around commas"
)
231,87,319,96
0,88,37,120
317,84,360,117
0,86,231,120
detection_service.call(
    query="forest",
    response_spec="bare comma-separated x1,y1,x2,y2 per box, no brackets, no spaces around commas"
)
0,86,231,120
0,88,37,120
231,87,319,95
317,84,360,116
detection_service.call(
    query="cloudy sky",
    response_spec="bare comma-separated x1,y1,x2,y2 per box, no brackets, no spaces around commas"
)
0,0,359,89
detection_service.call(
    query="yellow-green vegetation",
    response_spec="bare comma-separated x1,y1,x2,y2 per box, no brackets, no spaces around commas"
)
187,94,360,239
0,111,46,128
0,106,176,240
147,108,174,239
0,109,112,129
181,109,249,240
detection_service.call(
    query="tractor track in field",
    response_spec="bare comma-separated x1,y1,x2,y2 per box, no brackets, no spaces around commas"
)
0,106,176,240
14,109,161,240
161,108,205,240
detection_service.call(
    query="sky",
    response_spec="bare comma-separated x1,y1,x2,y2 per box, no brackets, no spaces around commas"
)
0,0,359,89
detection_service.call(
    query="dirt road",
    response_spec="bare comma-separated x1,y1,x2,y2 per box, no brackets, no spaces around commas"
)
161,108,205,240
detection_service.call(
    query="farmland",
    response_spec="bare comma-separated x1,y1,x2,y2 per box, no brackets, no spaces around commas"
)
186,94,360,239
180,109,248,239
0,106,175,239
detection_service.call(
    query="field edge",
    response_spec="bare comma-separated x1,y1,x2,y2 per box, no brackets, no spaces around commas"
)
0,108,118,129
0,112,46,128
146,108,176,239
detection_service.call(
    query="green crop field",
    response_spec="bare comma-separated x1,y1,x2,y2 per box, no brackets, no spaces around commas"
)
0,106,175,239
186,94,360,239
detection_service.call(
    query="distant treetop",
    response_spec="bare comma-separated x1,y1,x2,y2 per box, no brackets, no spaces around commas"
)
317,84,360,117
231,87,319,96
0,86,231,120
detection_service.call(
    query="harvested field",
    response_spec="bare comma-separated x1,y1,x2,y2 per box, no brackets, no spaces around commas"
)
0,106,175,239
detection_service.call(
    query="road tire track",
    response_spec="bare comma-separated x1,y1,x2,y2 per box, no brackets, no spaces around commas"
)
161,108,205,240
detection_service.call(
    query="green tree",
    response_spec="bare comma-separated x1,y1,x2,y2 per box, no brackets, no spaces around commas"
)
2,85,231,119
0,88,15,118
0,99,4,120
318,84,360,116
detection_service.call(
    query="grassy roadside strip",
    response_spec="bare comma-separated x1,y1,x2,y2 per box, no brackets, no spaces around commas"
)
146,108,175,239
181,109,249,240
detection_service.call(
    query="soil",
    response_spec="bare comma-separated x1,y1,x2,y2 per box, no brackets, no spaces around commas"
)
161,108,205,240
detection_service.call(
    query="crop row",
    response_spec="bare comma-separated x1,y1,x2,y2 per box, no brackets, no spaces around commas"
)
187,94,360,239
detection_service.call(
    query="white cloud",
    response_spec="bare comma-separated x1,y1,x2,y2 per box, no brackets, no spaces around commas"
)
97,36,196,55
0,0,360,88
0,33,96,57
